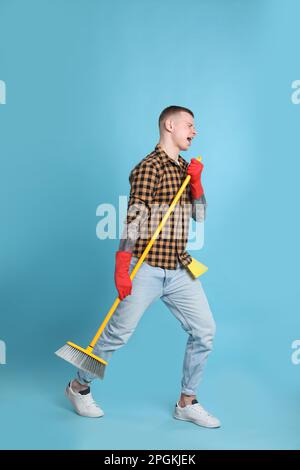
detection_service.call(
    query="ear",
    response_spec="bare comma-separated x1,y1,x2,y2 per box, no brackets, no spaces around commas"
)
164,117,175,133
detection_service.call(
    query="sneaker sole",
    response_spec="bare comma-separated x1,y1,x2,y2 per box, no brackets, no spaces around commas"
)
173,413,220,428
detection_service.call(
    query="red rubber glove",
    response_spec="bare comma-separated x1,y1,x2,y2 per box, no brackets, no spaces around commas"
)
187,158,204,199
114,251,132,300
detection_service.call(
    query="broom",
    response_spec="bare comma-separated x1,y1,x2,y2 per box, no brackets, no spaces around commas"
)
55,156,207,378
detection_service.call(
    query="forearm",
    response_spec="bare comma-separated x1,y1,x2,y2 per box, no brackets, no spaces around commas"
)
191,193,207,222
118,198,149,252
118,224,138,253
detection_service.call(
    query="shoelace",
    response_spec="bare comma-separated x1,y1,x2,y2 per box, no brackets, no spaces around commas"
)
191,403,212,417
83,393,100,409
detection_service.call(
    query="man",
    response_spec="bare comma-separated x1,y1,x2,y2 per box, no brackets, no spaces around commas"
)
65,105,220,428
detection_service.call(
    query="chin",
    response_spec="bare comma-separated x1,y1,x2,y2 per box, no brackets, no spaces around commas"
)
179,143,189,151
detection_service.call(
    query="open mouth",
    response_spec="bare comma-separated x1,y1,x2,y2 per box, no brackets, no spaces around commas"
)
187,137,192,144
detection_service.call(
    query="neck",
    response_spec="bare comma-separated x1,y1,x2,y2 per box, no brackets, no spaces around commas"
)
158,139,180,161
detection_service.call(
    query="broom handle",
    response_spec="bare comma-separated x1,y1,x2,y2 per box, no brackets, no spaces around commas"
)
88,156,202,350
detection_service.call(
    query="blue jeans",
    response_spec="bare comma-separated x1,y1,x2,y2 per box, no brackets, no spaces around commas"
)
77,257,216,395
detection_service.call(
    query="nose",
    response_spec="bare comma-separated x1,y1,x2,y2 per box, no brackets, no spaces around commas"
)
193,128,197,137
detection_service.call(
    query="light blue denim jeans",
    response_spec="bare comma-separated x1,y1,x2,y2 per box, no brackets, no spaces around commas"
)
77,256,216,395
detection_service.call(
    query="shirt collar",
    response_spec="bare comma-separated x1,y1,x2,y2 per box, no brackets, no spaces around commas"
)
155,144,185,169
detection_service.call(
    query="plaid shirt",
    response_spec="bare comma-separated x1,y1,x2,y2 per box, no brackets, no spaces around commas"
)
120,144,206,270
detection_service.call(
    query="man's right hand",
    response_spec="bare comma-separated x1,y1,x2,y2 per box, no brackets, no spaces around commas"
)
114,251,133,300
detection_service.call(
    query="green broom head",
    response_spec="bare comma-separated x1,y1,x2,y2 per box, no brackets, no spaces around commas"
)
55,341,107,379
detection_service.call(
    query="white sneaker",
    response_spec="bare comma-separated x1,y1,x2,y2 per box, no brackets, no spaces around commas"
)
65,382,104,418
174,399,220,428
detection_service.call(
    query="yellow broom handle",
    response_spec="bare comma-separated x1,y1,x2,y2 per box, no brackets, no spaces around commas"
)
89,156,202,349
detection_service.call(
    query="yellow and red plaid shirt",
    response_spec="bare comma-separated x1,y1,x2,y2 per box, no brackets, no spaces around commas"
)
120,144,206,269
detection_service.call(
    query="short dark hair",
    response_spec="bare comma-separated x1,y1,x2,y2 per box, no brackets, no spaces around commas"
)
159,105,194,129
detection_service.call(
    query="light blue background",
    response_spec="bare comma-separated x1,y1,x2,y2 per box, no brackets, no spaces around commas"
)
0,0,299,450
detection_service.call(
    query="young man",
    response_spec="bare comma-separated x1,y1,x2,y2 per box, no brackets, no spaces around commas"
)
66,105,220,428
